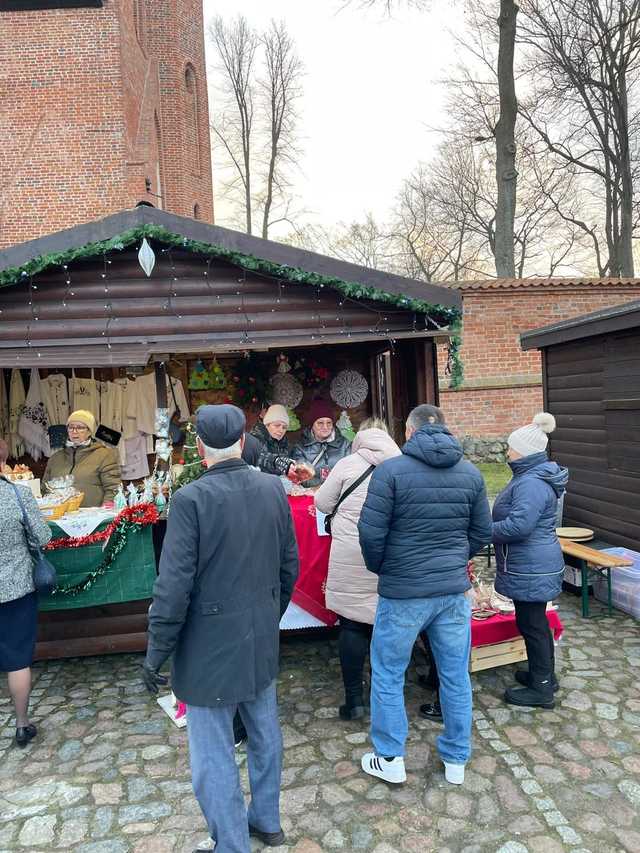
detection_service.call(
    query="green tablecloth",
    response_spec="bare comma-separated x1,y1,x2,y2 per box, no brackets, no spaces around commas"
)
39,520,157,611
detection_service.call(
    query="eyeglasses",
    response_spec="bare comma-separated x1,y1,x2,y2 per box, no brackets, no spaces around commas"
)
68,425,89,432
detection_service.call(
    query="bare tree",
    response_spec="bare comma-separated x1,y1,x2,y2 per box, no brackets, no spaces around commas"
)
394,158,493,281
259,21,303,239
209,15,258,234
518,0,640,276
209,16,303,237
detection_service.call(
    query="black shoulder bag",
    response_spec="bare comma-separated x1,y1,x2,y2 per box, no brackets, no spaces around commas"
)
11,482,58,594
324,465,376,535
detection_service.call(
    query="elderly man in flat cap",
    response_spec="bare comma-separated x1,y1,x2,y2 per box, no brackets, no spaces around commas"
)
142,404,299,853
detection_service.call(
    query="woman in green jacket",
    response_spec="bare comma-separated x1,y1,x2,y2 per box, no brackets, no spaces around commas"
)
43,410,122,507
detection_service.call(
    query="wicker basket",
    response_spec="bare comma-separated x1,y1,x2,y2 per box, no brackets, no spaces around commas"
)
39,492,85,520
65,492,85,513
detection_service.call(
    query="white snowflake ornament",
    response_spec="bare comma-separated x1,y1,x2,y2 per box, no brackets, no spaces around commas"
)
330,370,368,409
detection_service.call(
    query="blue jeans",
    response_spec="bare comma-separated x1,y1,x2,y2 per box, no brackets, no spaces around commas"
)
187,680,282,853
370,593,472,765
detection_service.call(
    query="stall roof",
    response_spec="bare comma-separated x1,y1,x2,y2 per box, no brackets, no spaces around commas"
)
0,208,460,366
0,207,460,309
521,300,640,350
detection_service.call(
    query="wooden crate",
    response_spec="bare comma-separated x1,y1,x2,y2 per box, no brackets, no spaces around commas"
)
469,637,527,672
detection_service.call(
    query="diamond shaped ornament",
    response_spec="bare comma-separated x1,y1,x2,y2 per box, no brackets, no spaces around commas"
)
138,238,156,277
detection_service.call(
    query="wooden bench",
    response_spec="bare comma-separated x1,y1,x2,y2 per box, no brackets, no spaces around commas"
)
559,539,634,618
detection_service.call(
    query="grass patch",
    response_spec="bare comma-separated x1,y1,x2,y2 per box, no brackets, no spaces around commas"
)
477,462,511,499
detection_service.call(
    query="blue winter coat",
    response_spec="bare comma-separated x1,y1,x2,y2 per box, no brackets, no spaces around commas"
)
357,424,492,599
492,452,569,603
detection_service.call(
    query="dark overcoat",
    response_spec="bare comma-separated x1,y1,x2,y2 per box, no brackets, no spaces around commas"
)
147,458,299,707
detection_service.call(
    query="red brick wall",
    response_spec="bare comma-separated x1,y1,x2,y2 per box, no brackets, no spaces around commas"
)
438,285,640,438
0,0,213,249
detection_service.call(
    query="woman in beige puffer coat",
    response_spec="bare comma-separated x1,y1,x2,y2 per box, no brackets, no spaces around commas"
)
315,421,401,719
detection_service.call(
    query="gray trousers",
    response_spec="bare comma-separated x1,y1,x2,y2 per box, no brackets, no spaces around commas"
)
187,680,283,853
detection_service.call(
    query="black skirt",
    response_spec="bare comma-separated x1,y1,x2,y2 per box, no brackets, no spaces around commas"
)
0,591,38,672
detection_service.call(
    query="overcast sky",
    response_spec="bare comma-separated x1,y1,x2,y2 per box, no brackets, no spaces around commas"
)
202,0,467,232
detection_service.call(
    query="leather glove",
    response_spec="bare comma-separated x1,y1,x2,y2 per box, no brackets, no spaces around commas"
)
141,662,169,695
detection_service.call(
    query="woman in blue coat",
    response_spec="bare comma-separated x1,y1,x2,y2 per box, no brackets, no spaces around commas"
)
492,413,568,709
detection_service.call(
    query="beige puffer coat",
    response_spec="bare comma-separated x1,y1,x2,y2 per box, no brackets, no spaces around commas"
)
315,428,401,624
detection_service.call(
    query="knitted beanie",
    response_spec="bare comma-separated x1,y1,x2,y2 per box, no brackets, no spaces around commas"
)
67,409,97,435
307,398,334,426
263,404,290,427
507,412,556,457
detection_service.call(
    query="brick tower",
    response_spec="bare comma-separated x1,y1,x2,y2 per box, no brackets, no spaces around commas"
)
0,0,214,249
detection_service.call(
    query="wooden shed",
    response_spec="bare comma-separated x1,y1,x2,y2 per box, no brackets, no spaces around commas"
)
521,300,640,552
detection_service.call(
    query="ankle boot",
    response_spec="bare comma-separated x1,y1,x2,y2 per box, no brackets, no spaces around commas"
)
339,698,368,720
15,723,37,748
515,670,559,692
505,679,555,709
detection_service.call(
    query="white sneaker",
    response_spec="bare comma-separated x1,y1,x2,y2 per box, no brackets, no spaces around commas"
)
443,761,465,785
361,752,406,784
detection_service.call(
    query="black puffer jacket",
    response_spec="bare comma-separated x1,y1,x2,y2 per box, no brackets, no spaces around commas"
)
290,428,352,487
358,424,492,599
250,420,294,477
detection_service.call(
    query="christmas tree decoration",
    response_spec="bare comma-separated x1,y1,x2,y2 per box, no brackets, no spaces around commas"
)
270,372,303,408
137,238,156,277
336,410,356,441
127,482,140,507
286,408,301,431
209,359,227,390
330,369,368,409
114,484,127,513
232,351,270,408
188,359,212,391
175,422,206,490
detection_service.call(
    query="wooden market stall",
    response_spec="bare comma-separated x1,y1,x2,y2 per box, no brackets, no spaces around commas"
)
0,206,461,658
521,299,640,552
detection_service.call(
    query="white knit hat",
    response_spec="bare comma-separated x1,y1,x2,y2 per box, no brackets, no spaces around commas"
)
263,404,290,428
507,412,556,457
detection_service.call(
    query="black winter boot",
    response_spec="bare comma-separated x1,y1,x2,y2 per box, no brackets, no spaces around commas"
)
504,679,555,709
339,699,368,720
515,670,559,692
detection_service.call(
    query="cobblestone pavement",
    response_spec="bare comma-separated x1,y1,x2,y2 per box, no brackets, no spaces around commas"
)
1,593,639,853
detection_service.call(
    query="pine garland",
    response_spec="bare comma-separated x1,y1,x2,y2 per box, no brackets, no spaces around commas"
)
0,224,462,326
447,333,465,389
0,224,465,384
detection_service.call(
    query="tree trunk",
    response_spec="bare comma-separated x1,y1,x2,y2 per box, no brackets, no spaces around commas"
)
617,67,635,276
244,143,252,235
494,0,518,278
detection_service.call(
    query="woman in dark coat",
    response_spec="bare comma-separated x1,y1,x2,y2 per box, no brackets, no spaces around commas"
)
291,399,351,487
0,439,52,747
250,405,296,477
492,413,568,709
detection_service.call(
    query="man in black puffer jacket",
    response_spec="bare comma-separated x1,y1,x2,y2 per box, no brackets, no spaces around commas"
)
358,405,491,788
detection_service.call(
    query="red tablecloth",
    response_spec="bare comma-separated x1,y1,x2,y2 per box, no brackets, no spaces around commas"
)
286,495,565,642
288,495,337,626
471,609,563,646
